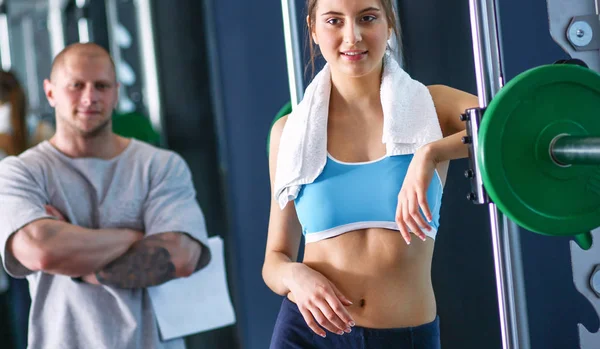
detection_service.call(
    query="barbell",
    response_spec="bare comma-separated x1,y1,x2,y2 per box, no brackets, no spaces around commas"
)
470,63,600,249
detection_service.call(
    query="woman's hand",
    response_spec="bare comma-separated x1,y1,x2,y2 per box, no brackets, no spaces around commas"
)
286,263,355,337
395,146,438,245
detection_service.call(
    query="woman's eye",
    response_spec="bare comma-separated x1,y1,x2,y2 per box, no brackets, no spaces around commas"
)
326,18,341,25
362,15,376,22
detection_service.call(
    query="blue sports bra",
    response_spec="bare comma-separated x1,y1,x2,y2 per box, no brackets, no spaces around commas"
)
294,153,443,243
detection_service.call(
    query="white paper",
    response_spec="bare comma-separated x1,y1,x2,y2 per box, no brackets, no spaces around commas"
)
148,236,236,341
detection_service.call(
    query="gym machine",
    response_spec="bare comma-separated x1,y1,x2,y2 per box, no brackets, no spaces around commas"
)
465,0,600,348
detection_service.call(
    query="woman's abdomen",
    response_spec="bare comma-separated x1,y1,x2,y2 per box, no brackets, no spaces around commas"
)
300,227,437,329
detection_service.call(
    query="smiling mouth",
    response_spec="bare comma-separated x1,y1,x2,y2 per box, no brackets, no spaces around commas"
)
78,110,101,116
341,51,368,56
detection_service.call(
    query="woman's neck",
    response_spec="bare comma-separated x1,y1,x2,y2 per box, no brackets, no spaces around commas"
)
329,63,383,117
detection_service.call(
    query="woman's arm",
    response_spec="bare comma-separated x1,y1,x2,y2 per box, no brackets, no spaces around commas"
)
424,85,479,162
262,115,354,337
262,115,304,295
395,85,479,244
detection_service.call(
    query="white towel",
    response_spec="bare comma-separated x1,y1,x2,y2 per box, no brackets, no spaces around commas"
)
273,54,443,209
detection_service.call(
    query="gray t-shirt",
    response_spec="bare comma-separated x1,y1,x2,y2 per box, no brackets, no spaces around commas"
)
0,139,209,349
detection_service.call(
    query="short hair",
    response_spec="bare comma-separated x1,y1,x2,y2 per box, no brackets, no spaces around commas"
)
50,43,117,82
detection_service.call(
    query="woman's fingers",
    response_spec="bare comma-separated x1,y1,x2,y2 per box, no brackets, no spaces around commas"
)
417,189,432,223
403,212,426,242
315,298,351,334
397,187,435,244
298,306,327,338
395,198,411,245
329,283,355,323
407,198,428,241
325,285,355,329
308,305,343,335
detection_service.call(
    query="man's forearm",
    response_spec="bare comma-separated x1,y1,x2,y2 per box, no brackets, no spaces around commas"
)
11,220,143,276
94,232,207,289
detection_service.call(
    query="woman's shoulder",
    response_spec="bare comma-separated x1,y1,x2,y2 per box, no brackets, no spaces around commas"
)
425,84,450,98
269,114,290,156
271,114,289,134
425,84,474,102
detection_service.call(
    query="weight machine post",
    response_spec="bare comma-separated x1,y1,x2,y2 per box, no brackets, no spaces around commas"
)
468,0,532,348
75,0,92,43
0,0,11,71
281,0,304,107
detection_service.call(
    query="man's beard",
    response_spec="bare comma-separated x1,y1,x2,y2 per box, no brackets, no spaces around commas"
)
70,117,112,139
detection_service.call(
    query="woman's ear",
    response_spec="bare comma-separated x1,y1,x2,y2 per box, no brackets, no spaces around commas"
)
307,15,318,45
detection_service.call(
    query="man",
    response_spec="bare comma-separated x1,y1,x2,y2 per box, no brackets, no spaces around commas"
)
0,43,211,349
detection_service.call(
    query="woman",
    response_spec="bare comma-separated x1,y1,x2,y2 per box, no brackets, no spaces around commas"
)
263,0,479,348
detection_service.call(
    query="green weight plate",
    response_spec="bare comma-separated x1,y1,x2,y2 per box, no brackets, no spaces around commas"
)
478,64,600,239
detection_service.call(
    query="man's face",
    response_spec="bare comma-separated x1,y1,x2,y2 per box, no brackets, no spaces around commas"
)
45,53,118,138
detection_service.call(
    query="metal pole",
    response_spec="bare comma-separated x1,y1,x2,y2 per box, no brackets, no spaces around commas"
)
22,16,40,110
135,0,165,144
75,0,92,43
551,136,600,165
280,0,304,106
468,0,531,348
105,0,131,113
0,0,11,71
202,0,229,174
48,0,68,59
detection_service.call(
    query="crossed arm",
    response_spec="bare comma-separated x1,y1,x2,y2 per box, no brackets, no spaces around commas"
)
6,217,211,289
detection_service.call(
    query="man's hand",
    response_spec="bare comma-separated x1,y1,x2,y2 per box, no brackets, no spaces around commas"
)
42,205,142,285
45,205,68,222
81,273,102,285
41,205,207,288
94,232,206,289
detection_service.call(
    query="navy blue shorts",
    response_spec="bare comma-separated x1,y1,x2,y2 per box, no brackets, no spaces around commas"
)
270,298,441,349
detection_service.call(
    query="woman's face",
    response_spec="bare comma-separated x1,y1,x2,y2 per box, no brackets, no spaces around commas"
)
309,0,391,78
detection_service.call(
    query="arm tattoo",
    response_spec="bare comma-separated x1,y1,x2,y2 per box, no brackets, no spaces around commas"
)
95,236,176,288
